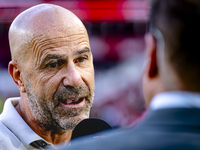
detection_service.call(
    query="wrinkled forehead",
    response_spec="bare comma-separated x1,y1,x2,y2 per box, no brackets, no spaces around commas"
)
31,26,90,66
29,18,89,67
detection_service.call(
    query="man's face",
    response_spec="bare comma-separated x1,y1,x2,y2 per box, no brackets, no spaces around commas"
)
22,26,94,131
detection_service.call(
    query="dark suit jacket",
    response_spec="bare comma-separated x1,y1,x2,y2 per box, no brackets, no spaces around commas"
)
59,108,200,150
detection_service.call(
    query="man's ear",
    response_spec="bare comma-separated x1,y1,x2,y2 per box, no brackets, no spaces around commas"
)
145,33,158,78
8,61,26,93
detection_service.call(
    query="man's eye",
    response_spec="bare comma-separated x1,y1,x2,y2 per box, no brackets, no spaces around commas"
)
45,60,65,68
46,62,57,68
75,57,87,63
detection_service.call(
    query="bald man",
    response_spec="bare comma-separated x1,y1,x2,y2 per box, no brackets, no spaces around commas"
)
0,4,94,150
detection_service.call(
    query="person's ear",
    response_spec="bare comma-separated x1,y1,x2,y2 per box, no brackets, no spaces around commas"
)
8,61,26,93
145,33,158,78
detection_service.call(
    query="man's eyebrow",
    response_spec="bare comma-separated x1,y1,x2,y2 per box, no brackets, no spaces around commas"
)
40,54,65,65
74,47,91,55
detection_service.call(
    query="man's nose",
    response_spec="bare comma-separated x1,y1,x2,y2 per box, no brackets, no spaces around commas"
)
62,62,82,87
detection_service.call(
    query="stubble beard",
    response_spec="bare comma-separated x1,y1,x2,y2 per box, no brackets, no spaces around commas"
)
25,76,94,133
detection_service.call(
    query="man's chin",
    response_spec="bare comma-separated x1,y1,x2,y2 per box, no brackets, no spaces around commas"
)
58,113,89,130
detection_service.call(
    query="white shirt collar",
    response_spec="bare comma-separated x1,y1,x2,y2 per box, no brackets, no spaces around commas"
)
150,91,200,110
0,97,54,149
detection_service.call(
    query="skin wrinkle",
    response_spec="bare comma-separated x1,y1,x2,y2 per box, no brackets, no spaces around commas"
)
31,33,89,68
32,37,65,68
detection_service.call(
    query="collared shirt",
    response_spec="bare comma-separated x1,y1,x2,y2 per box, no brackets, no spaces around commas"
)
150,91,200,110
0,97,55,150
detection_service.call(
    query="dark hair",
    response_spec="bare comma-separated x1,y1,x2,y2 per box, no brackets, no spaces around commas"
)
150,0,200,91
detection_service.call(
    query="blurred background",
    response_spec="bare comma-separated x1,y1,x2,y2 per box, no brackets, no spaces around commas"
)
0,0,149,128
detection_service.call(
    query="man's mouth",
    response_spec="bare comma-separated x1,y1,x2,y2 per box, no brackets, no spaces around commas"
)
60,97,85,105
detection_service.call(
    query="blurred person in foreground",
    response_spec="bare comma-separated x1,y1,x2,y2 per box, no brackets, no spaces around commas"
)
0,3,95,150
55,0,200,149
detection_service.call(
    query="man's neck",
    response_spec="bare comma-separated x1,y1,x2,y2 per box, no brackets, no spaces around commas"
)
15,101,73,146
